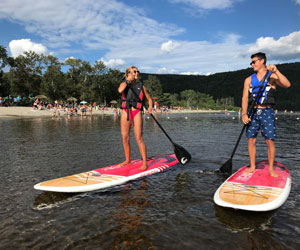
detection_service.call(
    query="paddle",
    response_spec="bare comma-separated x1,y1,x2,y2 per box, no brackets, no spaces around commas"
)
150,114,191,165
219,71,270,174
124,81,191,165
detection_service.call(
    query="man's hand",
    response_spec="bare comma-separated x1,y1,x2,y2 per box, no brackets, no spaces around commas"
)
242,114,251,124
267,64,277,73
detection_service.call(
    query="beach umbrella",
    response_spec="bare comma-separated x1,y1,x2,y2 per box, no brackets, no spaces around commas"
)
80,101,88,104
35,95,48,99
110,100,118,104
67,97,77,102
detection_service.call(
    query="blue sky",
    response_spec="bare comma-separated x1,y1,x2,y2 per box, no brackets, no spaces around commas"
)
0,0,300,75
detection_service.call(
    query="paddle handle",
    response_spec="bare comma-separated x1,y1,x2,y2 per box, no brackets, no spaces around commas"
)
150,114,175,145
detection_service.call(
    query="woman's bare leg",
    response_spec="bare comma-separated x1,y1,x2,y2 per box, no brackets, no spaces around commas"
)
133,112,148,170
120,110,131,166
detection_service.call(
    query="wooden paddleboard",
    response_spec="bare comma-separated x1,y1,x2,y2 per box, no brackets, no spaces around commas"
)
214,160,291,211
34,154,179,193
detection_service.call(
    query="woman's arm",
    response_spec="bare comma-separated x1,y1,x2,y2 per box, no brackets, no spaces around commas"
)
118,82,128,94
143,86,153,113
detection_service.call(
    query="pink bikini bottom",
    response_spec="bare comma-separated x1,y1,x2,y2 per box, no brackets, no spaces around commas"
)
123,109,141,121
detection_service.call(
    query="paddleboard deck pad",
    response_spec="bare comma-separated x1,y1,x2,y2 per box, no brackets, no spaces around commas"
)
34,154,179,193
214,160,291,211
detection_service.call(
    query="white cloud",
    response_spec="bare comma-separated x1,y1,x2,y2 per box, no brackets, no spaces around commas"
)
157,67,177,74
161,40,181,53
0,0,183,52
248,31,300,60
181,71,202,75
9,39,48,57
296,0,300,5
1,1,299,75
64,56,76,62
168,0,241,10
102,58,126,68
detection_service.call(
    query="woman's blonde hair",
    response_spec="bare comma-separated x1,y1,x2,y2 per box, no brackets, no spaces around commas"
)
125,66,138,79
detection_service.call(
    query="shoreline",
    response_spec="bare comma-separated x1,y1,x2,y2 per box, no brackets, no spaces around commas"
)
0,106,222,118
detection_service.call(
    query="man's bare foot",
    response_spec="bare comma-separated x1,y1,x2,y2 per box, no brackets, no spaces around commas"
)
140,162,148,170
244,166,256,174
119,160,131,166
269,168,278,177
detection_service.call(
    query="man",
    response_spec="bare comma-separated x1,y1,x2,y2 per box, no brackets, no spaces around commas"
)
242,52,291,177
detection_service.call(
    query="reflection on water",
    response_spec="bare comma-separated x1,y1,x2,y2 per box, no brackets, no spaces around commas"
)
1,112,300,249
214,204,275,232
109,180,151,249
33,192,83,210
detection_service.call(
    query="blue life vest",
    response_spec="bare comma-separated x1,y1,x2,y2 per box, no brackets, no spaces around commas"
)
248,72,276,105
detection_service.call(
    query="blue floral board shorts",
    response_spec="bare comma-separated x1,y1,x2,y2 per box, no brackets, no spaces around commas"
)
246,108,276,140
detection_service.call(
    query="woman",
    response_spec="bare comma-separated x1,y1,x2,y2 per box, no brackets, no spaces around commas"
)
118,66,153,170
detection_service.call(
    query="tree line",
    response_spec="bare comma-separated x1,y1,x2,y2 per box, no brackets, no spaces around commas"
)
1,45,298,110
151,62,299,111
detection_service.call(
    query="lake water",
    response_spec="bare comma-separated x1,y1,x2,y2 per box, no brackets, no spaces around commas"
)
1,112,300,249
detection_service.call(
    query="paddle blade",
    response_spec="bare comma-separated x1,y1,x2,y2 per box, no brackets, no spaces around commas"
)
173,143,191,165
220,159,232,174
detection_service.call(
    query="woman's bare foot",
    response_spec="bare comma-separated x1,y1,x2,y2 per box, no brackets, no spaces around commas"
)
140,162,148,170
119,160,131,166
269,168,278,177
244,166,256,174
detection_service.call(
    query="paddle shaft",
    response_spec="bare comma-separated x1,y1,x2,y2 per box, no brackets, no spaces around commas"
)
229,71,270,160
150,114,175,145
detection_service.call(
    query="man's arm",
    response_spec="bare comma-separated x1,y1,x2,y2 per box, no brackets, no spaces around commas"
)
242,77,251,124
267,64,291,88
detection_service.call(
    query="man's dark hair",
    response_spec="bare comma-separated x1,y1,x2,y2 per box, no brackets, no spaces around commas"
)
251,52,267,65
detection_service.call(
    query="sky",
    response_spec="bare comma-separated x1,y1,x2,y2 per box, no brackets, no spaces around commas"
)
0,0,300,75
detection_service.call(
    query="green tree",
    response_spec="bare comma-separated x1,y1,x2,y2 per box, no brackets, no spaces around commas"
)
106,68,123,104
196,92,216,109
9,51,44,97
180,89,198,108
0,45,11,71
41,55,65,101
0,46,13,97
143,75,163,98
90,61,123,105
64,58,93,102
90,60,109,104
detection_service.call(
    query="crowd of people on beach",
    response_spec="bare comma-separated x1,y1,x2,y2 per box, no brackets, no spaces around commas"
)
30,98,113,118
0,96,22,106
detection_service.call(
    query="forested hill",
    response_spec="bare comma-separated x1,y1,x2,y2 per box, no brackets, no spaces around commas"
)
143,62,300,111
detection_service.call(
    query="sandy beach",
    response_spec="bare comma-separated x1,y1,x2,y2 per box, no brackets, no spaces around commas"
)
0,106,220,118
0,106,114,118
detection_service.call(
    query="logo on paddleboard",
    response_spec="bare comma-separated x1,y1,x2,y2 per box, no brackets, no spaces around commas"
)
181,157,188,164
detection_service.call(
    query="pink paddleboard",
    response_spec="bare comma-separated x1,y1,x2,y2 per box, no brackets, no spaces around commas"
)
34,154,179,193
214,160,291,211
